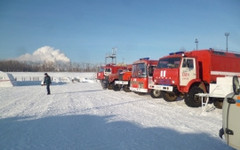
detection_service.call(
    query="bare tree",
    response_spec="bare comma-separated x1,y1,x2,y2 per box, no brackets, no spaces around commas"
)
0,60,99,72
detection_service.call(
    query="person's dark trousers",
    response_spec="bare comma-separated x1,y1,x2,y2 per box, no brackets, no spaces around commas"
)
46,85,50,95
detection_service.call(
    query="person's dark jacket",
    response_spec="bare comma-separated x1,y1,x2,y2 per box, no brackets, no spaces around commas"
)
44,75,51,85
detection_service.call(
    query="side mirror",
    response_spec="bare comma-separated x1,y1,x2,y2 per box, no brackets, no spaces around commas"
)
233,76,240,95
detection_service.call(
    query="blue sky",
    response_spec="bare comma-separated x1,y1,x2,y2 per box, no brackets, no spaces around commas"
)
0,0,239,64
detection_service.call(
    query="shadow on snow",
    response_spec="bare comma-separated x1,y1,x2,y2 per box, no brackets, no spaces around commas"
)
16,81,66,86
0,115,232,150
53,89,104,95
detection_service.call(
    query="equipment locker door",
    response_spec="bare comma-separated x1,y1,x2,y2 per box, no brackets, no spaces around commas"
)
180,58,197,86
224,94,240,149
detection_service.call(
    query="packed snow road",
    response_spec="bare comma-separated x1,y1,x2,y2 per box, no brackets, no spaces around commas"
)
0,77,232,150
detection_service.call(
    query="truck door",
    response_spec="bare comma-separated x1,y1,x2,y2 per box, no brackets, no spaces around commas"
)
180,58,197,86
148,65,155,88
224,94,240,149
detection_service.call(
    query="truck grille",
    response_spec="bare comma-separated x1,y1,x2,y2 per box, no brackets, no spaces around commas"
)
119,74,123,80
156,79,171,85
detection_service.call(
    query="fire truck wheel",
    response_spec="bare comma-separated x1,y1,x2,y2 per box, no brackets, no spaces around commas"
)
107,83,114,90
185,86,203,107
150,90,162,98
113,85,121,91
163,92,177,101
123,85,131,92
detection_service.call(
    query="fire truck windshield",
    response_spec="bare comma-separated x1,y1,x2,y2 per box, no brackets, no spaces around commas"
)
104,68,111,73
157,57,181,68
118,69,123,74
132,63,147,77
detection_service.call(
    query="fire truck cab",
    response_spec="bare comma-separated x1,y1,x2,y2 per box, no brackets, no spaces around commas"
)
152,49,240,107
130,58,158,94
102,64,127,89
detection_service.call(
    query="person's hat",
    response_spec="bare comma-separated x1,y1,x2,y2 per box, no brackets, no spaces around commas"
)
44,73,48,75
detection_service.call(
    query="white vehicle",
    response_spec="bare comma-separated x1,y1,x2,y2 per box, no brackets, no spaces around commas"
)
219,76,240,150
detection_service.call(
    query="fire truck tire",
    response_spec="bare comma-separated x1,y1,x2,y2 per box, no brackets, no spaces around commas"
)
107,83,114,90
184,86,203,107
123,85,131,92
113,84,121,91
150,90,162,98
162,92,177,101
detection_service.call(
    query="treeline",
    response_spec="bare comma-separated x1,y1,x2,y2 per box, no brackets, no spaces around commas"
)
0,60,100,72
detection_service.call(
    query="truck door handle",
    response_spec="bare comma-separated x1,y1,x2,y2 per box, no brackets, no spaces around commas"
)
225,128,234,135
227,98,236,104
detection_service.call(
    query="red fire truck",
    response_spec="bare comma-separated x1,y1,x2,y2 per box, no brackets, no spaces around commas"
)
151,49,240,107
102,64,127,89
130,58,158,94
114,65,132,92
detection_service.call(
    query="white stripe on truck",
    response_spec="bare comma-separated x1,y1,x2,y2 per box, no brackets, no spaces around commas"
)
211,71,240,76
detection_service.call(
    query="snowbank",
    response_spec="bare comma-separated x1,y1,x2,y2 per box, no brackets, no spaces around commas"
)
9,72,96,86
0,71,16,87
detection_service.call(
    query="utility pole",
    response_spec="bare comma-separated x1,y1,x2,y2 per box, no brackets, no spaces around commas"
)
195,38,198,50
225,32,230,52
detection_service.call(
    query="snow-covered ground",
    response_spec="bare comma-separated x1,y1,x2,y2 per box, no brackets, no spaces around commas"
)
0,72,232,150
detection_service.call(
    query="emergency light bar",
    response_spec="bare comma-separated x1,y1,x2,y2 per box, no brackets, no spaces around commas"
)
175,51,185,55
169,51,185,55
139,57,150,60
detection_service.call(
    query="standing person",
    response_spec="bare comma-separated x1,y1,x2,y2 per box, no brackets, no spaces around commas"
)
44,73,51,95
